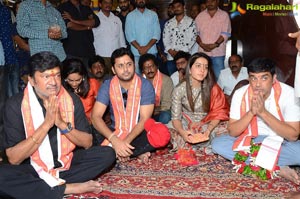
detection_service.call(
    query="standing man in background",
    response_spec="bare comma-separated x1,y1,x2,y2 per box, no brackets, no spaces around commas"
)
58,0,100,68
195,0,231,79
125,0,160,74
117,0,131,48
163,0,197,76
2,2,19,99
93,0,126,69
17,0,67,62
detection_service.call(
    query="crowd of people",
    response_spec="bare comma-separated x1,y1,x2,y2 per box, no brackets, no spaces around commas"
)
0,0,299,198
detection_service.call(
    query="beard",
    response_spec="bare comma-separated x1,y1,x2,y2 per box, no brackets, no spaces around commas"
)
117,72,135,82
120,5,129,11
178,68,186,75
136,1,146,9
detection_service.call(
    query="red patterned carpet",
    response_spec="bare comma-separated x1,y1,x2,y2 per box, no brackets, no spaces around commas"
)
65,149,300,199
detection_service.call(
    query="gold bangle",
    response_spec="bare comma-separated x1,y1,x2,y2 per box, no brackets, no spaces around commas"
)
108,134,115,142
30,136,39,144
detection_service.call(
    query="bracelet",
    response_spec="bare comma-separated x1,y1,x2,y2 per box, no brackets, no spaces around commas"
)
30,136,39,144
108,134,115,142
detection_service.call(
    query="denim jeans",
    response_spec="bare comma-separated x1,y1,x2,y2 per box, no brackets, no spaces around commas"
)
210,56,225,80
212,134,300,167
153,110,171,124
4,64,20,98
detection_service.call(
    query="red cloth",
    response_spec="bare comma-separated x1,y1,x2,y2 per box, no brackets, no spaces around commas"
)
202,84,229,123
144,118,170,148
80,78,100,123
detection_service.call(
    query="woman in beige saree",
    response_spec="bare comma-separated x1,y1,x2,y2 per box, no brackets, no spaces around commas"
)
169,52,229,153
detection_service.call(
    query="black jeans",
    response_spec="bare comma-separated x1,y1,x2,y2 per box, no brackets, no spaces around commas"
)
0,66,7,150
0,146,116,199
92,129,155,157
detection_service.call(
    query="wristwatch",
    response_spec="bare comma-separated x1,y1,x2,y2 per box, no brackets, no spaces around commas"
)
60,122,73,134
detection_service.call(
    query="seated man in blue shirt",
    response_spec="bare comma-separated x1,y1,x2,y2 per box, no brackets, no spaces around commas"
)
92,47,170,164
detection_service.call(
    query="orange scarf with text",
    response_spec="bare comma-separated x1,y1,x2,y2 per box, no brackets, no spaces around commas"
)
22,83,75,187
152,70,163,107
102,74,142,146
232,80,284,151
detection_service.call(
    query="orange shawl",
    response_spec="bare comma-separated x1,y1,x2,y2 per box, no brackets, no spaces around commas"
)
22,83,75,187
201,84,230,123
232,80,283,150
102,74,142,146
152,70,163,107
182,84,229,131
80,78,100,123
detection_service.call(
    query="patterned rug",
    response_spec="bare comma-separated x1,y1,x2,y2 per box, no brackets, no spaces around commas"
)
65,149,300,199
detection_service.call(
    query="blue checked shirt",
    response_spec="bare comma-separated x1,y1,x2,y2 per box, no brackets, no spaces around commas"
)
16,0,67,61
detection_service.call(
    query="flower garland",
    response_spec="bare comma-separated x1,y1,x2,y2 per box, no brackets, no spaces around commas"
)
232,141,280,180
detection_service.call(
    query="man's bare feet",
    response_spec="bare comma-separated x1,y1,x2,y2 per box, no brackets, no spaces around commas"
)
65,180,103,195
138,152,151,164
279,166,300,185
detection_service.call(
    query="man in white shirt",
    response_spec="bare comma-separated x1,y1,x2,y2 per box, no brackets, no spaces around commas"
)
170,51,190,86
93,0,126,68
163,0,197,76
217,54,248,97
212,58,300,184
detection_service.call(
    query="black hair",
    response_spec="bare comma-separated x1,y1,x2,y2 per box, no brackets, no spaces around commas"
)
228,54,243,64
111,47,134,67
146,3,158,11
185,52,215,112
138,53,158,73
172,0,185,6
247,57,276,76
61,58,90,98
88,55,106,69
174,51,191,62
28,51,62,78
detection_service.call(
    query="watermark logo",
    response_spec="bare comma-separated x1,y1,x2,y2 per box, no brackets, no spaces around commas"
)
229,2,246,19
228,2,298,18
